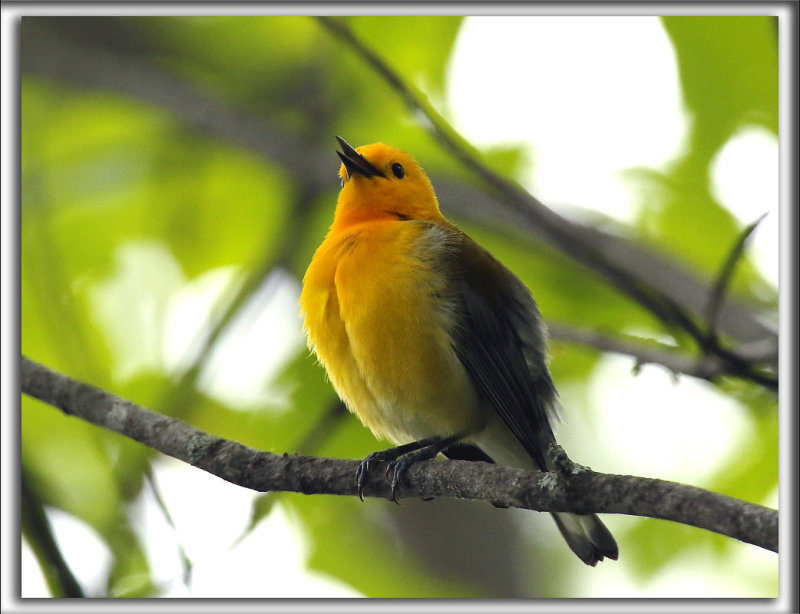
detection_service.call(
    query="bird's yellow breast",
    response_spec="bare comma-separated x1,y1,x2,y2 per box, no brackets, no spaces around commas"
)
300,219,482,444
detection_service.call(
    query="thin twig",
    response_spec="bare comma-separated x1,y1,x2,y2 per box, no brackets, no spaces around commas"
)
549,323,778,385
548,324,723,382
706,213,769,340
143,467,193,588
21,356,779,553
21,470,85,598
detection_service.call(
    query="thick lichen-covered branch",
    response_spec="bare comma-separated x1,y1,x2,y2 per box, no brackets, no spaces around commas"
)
21,356,778,553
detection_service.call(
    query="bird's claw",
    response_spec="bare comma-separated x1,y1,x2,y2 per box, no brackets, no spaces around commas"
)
357,456,404,503
385,461,402,504
356,437,455,503
356,454,378,501
356,464,367,501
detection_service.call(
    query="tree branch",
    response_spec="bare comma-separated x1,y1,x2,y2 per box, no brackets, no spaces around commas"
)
21,356,779,554
315,16,778,392
548,323,778,383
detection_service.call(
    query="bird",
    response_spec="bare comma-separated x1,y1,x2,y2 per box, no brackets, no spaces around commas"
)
299,136,618,566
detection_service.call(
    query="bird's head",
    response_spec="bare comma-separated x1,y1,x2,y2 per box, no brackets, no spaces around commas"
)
333,136,443,227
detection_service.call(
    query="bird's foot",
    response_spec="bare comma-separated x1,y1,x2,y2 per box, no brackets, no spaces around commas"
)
356,435,460,502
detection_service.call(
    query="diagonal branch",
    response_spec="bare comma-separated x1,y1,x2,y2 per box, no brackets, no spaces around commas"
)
548,323,779,383
315,16,778,391
21,356,779,554
549,324,728,382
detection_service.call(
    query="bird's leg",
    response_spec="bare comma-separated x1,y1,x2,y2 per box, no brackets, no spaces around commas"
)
357,435,462,502
356,437,441,501
384,435,462,503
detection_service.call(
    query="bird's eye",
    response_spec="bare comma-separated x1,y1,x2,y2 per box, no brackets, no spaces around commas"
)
391,163,405,179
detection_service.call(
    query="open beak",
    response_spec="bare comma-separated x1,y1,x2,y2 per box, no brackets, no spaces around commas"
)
336,136,385,180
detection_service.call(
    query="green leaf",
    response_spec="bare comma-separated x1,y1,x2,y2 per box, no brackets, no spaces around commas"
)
662,16,778,150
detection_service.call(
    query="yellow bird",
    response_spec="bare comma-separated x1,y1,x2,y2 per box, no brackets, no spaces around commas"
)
300,136,618,566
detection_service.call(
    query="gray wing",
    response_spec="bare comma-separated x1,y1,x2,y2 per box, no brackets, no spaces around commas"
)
446,230,559,471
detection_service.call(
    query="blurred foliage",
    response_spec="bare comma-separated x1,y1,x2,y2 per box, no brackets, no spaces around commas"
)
634,17,778,302
20,15,778,599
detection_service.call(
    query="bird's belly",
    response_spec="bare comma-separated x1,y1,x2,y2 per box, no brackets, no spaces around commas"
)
301,222,483,444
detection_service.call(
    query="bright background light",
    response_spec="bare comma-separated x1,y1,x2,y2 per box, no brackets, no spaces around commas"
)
448,16,688,222
20,15,778,599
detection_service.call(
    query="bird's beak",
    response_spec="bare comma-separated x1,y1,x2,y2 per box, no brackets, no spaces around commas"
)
336,136,385,180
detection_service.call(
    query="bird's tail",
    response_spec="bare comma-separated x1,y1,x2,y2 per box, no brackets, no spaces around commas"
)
446,433,619,566
551,511,618,566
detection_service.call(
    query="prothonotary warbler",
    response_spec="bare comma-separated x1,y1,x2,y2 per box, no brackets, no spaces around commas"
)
300,136,618,566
